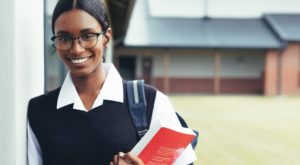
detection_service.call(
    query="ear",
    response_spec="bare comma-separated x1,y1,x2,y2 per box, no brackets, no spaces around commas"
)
103,27,112,48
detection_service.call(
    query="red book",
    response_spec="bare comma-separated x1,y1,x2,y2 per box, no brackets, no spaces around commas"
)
131,119,196,165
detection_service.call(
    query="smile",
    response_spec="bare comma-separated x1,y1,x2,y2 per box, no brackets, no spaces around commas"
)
68,56,92,64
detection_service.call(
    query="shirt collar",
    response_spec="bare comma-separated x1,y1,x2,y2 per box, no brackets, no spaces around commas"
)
57,63,124,111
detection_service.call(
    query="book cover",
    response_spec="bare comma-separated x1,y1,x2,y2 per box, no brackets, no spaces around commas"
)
131,119,196,165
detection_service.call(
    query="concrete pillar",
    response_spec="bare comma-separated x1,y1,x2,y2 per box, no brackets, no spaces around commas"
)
298,43,300,88
0,0,44,164
163,50,170,93
214,50,221,94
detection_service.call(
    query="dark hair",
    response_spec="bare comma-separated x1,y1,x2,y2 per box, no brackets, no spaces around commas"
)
51,0,110,34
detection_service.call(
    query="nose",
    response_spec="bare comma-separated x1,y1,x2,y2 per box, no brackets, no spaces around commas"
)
70,39,84,54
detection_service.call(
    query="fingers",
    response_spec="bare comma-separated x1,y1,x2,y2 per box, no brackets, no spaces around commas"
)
111,152,144,165
109,154,119,165
114,154,119,164
118,152,126,159
110,152,130,165
118,152,132,165
124,152,144,165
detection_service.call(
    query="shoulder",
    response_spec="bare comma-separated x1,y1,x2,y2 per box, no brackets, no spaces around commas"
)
143,84,158,108
28,87,61,110
123,80,157,96
143,83,157,95
144,84,170,101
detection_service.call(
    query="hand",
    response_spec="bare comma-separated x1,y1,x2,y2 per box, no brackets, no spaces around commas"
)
109,152,144,165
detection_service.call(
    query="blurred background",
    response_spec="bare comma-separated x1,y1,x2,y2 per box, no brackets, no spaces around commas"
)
1,0,300,164
45,1,300,164
45,0,300,96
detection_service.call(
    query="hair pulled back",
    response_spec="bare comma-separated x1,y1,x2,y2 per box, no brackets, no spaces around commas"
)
52,0,110,34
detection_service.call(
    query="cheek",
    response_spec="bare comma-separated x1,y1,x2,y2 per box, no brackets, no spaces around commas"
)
56,51,71,66
56,50,66,60
97,37,107,49
94,49,103,61
93,43,105,57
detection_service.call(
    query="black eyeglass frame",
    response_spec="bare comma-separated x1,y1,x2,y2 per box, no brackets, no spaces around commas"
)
51,32,104,50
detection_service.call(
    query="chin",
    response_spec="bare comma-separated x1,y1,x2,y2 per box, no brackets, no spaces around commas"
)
70,66,101,79
69,69,92,78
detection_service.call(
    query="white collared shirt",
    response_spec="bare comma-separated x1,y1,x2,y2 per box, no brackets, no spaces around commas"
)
27,63,196,165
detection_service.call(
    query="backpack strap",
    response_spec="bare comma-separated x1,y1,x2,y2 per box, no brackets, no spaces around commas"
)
127,80,199,153
126,80,148,138
176,112,199,150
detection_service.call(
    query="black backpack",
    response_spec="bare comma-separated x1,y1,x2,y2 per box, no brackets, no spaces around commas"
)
126,80,199,164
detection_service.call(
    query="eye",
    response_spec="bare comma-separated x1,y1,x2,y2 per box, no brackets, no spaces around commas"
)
80,33,96,41
57,35,72,42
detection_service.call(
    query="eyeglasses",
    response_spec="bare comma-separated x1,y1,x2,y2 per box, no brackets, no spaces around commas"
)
51,32,104,51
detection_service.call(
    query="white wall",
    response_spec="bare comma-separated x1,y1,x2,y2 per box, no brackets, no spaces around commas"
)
152,49,265,78
0,0,44,164
221,50,265,78
153,54,215,77
152,50,216,77
0,0,15,164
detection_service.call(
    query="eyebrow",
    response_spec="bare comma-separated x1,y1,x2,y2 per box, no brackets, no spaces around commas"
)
56,31,70,35
56,28,98,35
80,28,98,33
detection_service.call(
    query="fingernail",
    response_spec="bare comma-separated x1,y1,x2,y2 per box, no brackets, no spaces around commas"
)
118,152,125,158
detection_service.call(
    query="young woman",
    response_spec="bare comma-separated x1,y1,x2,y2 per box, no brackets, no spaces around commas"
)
27,0,196,165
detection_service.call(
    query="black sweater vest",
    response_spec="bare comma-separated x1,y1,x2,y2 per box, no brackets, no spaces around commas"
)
28,82,156,165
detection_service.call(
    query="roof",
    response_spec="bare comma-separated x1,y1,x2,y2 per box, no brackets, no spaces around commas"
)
106,0,135,40
124,0,282,49
264,14,300,41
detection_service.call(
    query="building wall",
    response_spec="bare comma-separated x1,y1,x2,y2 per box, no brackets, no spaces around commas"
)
220,50,265,94
151,49,264,94
264,50,280,96
220,50,265,78
153,54,215,78
297,43,300,90
0,1,16,163
280,42,300,95
152,52,215,93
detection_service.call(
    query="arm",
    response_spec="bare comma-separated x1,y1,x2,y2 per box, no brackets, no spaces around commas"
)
27,122,43,165
151,91,197,165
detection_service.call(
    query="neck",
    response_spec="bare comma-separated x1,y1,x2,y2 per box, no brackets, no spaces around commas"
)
71,67,106,111
71,68,106,95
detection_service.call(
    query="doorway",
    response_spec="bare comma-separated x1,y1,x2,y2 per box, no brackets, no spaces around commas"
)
142,57,153,84
119,56,136,80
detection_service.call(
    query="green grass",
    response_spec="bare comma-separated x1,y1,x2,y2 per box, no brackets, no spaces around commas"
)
169,95,300,165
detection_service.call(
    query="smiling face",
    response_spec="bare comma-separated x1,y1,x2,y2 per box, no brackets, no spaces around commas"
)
54,9,110,78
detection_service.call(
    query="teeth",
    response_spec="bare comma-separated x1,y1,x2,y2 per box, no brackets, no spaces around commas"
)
70,57,88,64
